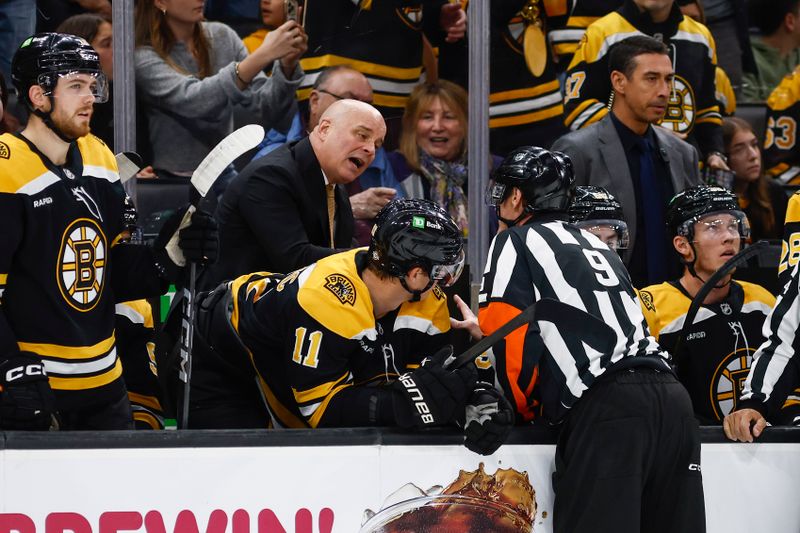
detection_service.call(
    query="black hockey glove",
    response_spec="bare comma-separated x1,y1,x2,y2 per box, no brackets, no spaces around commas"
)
392,345,477,428
152,206,219,281
463,386,514,456
0,353,56,430
179,209,219,264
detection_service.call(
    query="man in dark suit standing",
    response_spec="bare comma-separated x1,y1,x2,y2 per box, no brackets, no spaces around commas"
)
553,35,700,288
205,99,386,286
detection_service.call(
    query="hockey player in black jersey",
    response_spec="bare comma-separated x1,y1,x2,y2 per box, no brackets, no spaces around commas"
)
567,185,630,252
0,33,217,430
189,198,513,455
640,186,786,424
478,146,705,532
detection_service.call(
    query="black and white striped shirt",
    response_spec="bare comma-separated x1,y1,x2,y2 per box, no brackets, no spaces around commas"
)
478,220,670,423
741,262,800,420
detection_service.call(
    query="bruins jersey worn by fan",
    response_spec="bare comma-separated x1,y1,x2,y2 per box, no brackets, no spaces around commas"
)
549,0,623,63
638,280,780,423
192,251,451,428
115,300,164,430
563,0,723,157
488,0,572,154
764,66,800,186
299,1,451,116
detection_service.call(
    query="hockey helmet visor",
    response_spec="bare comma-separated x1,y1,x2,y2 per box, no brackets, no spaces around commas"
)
574,219,630,251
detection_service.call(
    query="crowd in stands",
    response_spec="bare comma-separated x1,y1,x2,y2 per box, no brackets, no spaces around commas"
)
0,0,798,444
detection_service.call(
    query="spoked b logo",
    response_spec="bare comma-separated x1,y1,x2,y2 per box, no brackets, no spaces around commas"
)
57,218,107,311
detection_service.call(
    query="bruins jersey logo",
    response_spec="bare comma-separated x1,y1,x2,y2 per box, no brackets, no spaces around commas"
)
432,284,445,301
638,290,655,312
396,7,422,30
57,218,107,312
504,15,526,53
710,347,754,419
0,141,9,159
660,75,695,134
325,273,357,306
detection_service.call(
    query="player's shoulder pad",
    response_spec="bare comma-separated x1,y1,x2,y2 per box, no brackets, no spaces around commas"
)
297,249,378,341
77,134,120,184
737,280,777,308
638,282,688,336
0,133,53,194
767,68,800,112
396,284,451,336
116,299,155,329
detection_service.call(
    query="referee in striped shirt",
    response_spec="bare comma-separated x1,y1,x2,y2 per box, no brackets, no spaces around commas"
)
724,262,800,441
478,146,706,533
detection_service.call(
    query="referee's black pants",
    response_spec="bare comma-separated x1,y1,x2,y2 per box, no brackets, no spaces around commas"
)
552,367,706,533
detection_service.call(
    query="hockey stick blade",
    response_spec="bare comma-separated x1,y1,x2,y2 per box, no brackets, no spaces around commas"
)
115,151,143,184
190,123,265,199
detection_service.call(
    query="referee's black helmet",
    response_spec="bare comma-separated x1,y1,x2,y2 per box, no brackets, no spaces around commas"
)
487,146,575,214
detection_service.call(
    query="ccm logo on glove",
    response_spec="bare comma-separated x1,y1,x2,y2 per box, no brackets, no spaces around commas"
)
5,364,46,382
397,374,434,424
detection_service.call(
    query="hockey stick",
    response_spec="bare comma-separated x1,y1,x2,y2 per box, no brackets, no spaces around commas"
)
175,124,265,429
448,299,548,369
115,151,143,184
671,240,771,369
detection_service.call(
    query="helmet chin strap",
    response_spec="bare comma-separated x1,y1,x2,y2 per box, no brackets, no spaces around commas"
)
685,242,731,290
496,205,532,228
32,97,78,144
400,274,434,303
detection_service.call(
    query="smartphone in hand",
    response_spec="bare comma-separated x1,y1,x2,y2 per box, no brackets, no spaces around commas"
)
284,0,299,22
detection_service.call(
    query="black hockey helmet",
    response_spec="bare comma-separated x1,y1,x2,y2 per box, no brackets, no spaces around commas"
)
487,146,575,222
666,185,749,241
369,198,464,299
568,185,630,250
12,32,109,110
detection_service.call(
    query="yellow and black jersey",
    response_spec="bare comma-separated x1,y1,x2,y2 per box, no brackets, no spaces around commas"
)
549,0,623,62
224,248,451,428
779,191,800,288
0,132,164,411
488,0,572,152
765,66,800,186
299,0,447,113
637,280,787,423
116,300,164,430
716,66,736,116
563,1,723,157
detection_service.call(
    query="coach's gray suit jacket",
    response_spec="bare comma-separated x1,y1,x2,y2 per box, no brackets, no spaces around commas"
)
552,114,701,264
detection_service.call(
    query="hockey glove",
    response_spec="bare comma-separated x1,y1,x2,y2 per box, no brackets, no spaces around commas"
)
179,209,219,264
0,353,56,430
392,345,477,429
463,386,514,456
153,207,219,281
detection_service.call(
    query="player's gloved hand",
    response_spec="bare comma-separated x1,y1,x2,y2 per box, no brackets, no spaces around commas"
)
392,345,477,428
463,386,514,455
178,209,219,264
0,353,56,430
152,206,219,281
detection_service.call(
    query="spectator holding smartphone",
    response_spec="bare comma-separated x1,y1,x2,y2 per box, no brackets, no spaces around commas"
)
134,0,307,190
